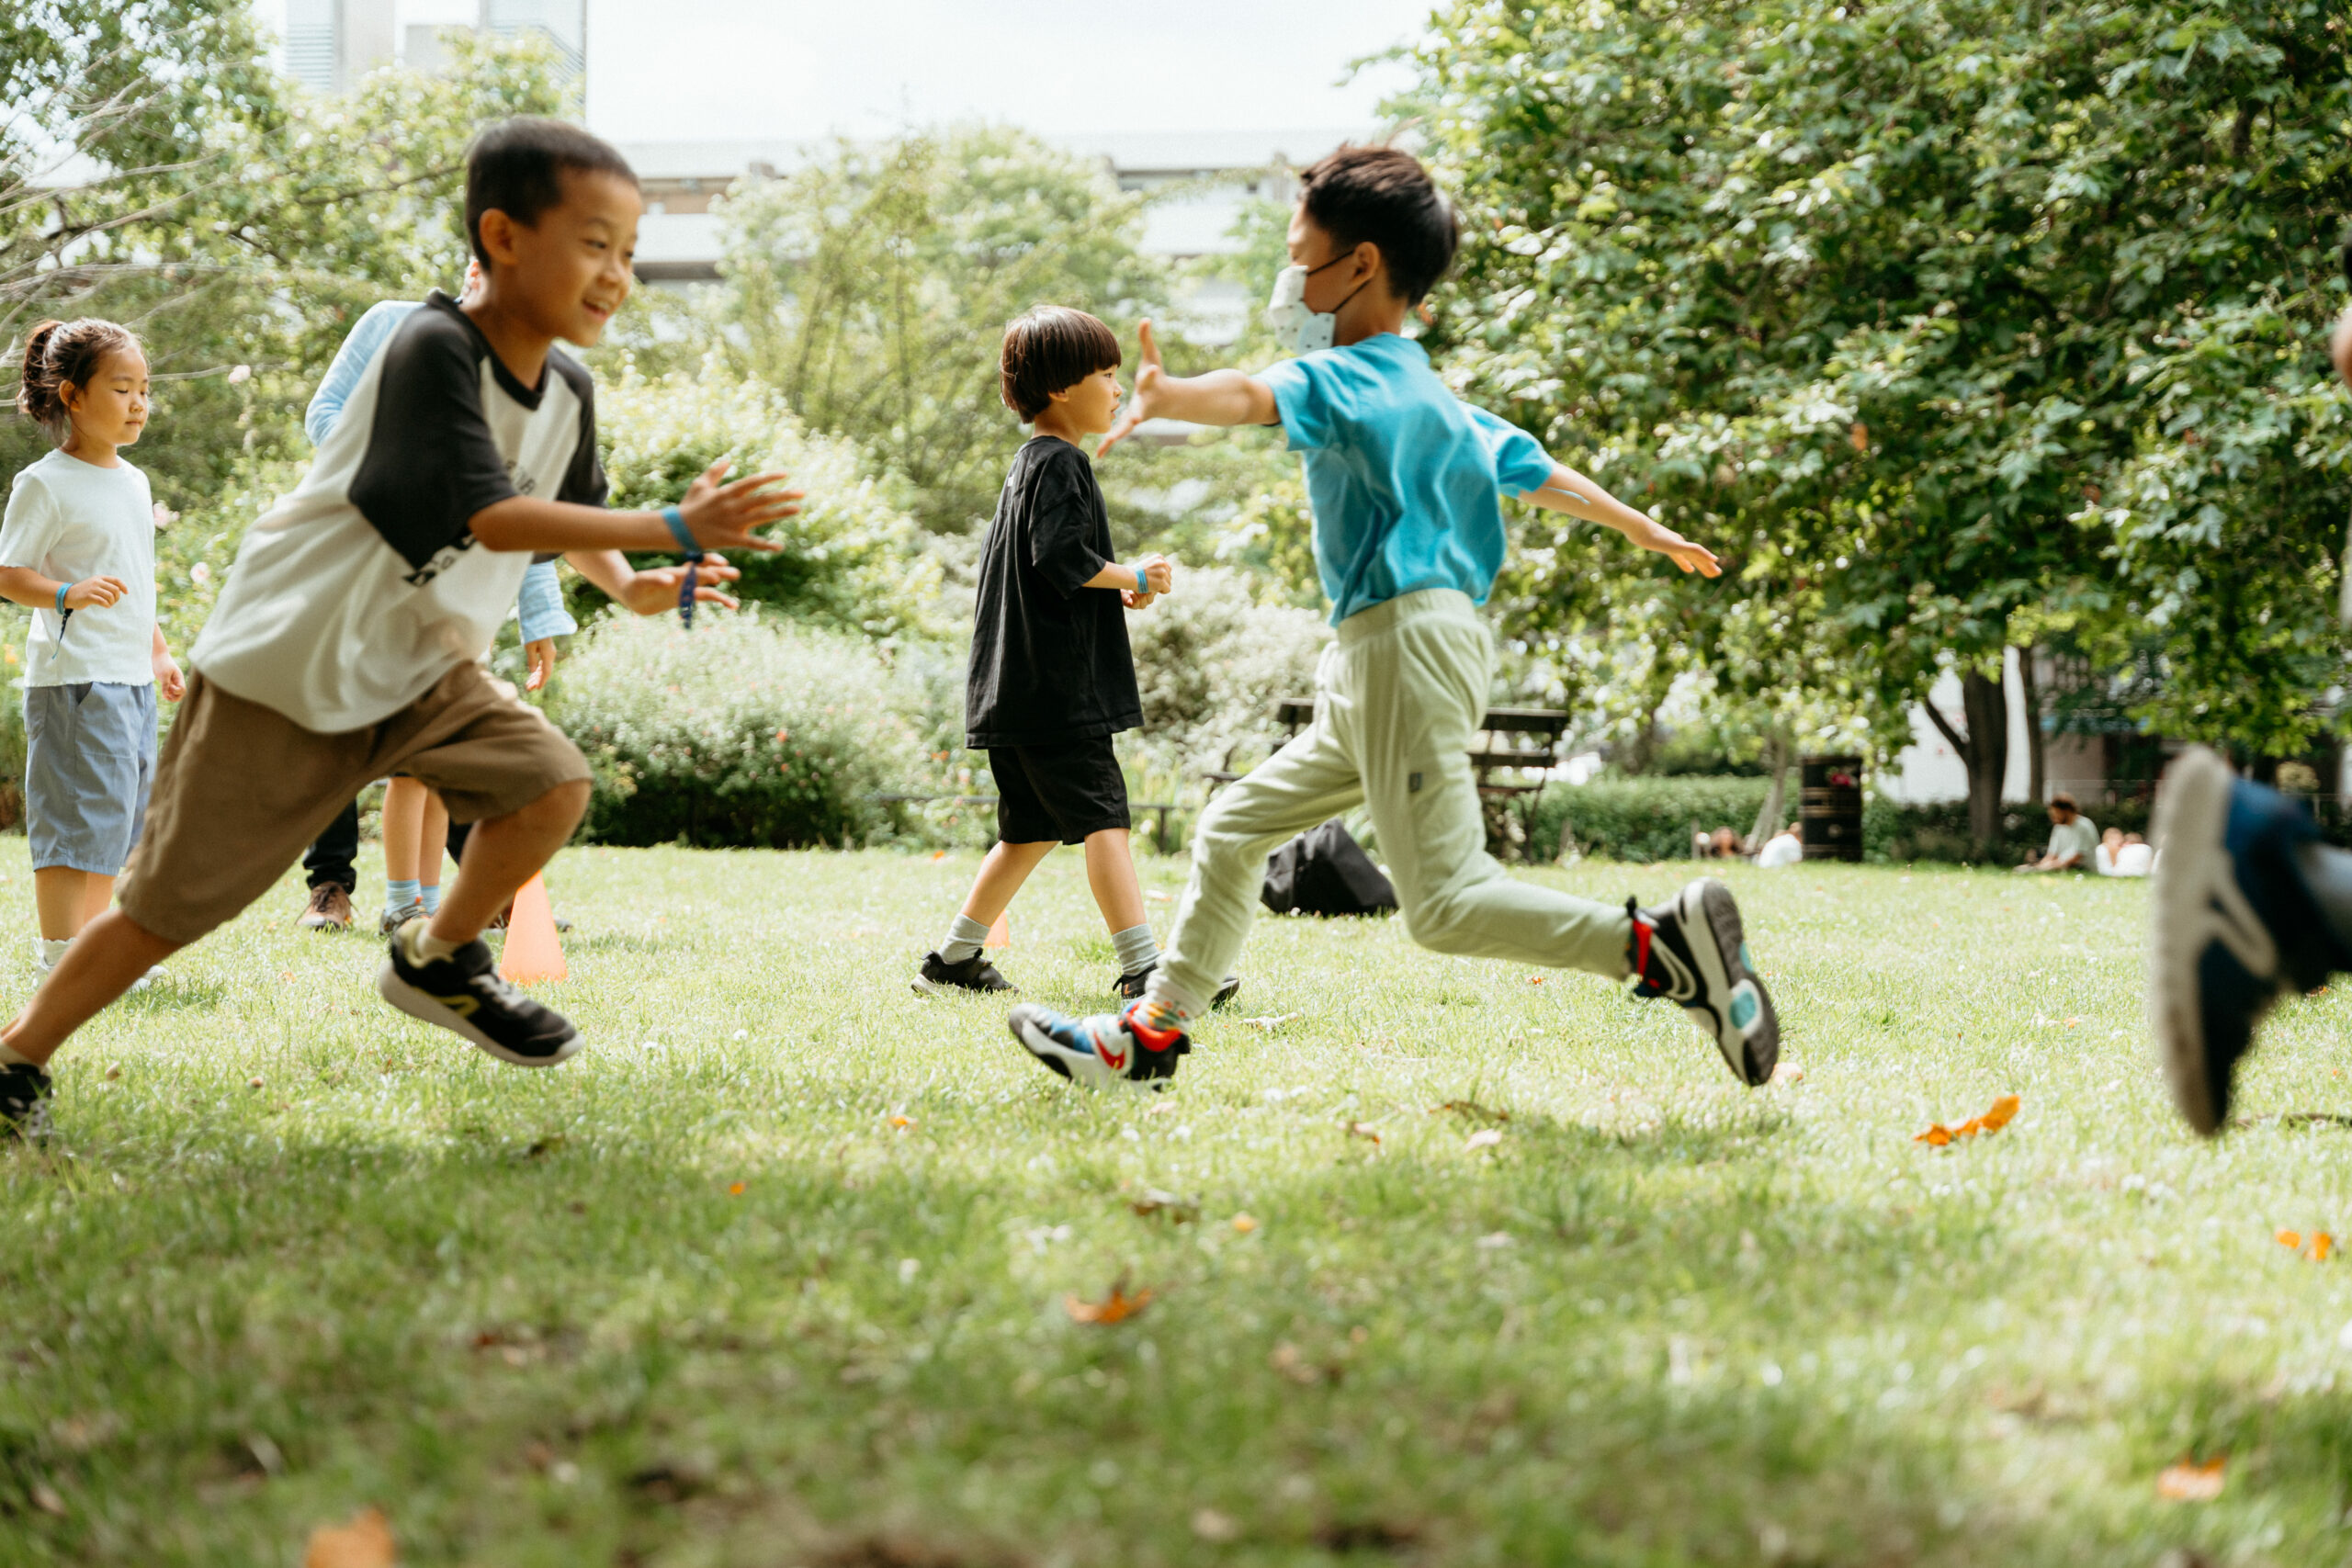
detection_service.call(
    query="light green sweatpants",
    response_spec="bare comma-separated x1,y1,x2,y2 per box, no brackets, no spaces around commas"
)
1150,589,1633,1018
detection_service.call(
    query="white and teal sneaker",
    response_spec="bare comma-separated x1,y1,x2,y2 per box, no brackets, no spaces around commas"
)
1628,877,1780,1086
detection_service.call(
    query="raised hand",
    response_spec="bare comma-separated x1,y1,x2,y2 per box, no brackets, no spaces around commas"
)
1097,320,1167,458
677,458,803,553
64,575,129,611
1139,553,1174,595
624,558,741,616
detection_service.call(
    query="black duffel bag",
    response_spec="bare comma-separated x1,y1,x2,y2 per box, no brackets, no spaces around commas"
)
1261,818,1397,918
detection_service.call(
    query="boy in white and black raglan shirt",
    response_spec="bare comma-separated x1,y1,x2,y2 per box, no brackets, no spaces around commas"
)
0,119,801,1137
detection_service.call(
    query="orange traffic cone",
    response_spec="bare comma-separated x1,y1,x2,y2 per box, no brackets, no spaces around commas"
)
987,910,1009,949
499,873,567,984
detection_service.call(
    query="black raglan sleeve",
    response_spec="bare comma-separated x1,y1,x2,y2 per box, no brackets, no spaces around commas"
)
1024,446,1108,598
550,353,610,509
349,310,518,573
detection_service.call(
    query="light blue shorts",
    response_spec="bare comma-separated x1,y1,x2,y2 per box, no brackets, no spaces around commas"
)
25,682,158,874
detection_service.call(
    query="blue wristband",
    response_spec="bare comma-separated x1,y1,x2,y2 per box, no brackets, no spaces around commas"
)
660,504,703,560
53,584,68,615
1134,565,1147,594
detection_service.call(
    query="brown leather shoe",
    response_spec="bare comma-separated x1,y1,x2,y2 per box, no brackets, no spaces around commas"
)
298,883,353,931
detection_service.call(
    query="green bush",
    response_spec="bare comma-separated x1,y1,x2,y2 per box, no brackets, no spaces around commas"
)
1519,776,1773,863
594,362,946,642
553,608,937,849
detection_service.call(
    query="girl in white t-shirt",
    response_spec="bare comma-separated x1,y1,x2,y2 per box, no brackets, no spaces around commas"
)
0,320,184,975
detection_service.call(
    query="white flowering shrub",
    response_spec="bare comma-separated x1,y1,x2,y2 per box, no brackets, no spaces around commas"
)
553,607,935,848
595,360,948,643
1125,566,1329,785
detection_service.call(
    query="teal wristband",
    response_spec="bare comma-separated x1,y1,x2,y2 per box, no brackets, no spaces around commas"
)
53,584,68,615
660,504,702,558
1134,565,1147,594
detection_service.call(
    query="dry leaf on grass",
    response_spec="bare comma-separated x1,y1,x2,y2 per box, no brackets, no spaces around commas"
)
28,1482,64,1517
1768,1062,1805,1087
1464,1128,1505,1153
1066,1280,1152,1325
1231,1213,1259,1234
1344,1121,1381,1145
1128,1188,1199,1222
888,1115,914,1129
1239,1013,1301,1032
1432,1100,1510,1123
727,1181,746,1196
1916,1094,2021,1145
305,1507,396,1568
2156,1457,2225,1502
2275,1228,2333,1261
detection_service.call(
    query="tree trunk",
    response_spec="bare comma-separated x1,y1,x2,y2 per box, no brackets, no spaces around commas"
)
1747,732,1791,848
1923,664,2011,862
1960,669,2010,857
2018,647,2045,807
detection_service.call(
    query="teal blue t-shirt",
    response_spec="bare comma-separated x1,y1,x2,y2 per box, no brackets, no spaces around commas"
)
1258,333,1556,626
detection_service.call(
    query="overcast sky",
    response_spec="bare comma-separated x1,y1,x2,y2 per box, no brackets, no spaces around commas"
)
252,0,1437,142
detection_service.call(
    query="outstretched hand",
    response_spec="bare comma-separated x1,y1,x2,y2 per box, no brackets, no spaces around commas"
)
1096,321,1167,458
677,458,803,553
1624,514,1722,577
624,556,741,617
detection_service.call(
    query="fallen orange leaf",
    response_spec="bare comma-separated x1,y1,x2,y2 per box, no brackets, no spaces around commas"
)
1527,975,1546,986
1231,1213,1259,1234
1066,1284,1152,1325
2156,1457,2225,1502
1915,1094,2021,1144
2277,1228,2301,1249
888,1115,913,1128
305,1506,396,1568
2314,1232,2335,1262
727,1182,746,1196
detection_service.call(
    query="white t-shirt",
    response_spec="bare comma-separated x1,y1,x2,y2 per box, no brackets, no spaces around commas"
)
0,448,157,687
1757,829,1804,868
191,292,605,732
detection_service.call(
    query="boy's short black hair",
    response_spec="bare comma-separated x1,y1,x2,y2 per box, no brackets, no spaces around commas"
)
1295,145,1460,305
464,118,639,270
1000,306,1121,422
2051,792,2079,813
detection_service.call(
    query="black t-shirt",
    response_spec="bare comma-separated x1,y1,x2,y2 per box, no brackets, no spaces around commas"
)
965,437,1141,748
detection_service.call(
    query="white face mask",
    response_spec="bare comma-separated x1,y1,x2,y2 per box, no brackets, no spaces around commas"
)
1264,264,1337,355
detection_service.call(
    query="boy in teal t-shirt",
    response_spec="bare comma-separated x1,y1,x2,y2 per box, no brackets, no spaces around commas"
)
1005,145,1783,1089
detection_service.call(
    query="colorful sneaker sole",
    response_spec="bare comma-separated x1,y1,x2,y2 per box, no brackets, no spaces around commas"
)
1682,877,1780,1086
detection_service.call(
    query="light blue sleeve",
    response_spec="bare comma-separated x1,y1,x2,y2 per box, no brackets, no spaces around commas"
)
304,301,415,446
1464,402,1558,498
1257,356,1333,451
516,559,576,642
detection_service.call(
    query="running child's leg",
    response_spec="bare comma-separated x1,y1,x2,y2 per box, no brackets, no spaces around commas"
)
913,840,1053,996
31,868,92,942
1007,720,1362,1087
2150,747,2352,1134
1080,828,1164,984
428,781,586,942
380,776,429,929
2,910,181,1068
417,789,450,916
1344,592,1778,1083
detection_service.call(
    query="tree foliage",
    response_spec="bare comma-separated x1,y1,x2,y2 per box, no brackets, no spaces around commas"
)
1409,0,2352,836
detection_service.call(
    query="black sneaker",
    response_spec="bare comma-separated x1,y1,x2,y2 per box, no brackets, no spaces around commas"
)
1629,877,1779,1086
377,923,582,1067
1115,961,1241,1010
0,1062,54,1142
912,950,1014,996
2149,747,2343,1135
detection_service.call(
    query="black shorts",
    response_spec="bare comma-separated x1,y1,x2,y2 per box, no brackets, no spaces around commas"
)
988,735,1130,845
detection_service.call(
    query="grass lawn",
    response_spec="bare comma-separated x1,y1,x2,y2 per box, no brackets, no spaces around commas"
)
2,840,2350,1566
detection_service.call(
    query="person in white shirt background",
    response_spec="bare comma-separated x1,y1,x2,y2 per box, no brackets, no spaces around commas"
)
0,318,183,976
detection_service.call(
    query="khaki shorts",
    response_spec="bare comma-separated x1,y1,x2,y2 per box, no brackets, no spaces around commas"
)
120,663,592,945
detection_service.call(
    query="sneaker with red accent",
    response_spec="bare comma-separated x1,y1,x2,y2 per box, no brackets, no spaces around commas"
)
1006,1000,1189,1089
1628,877,1778,1086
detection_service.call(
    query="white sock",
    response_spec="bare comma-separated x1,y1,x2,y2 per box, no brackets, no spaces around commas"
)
1111,922,1159,975
35,937,70,966
402,922,462,965
939,913,991,965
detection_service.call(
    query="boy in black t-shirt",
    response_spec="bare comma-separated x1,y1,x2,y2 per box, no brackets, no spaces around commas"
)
914,307,1193,1001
